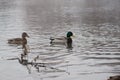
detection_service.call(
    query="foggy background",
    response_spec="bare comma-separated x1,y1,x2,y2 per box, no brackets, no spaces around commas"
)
23,0,120,27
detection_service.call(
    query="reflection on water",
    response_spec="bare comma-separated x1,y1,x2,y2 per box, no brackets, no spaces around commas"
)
0,0,120,80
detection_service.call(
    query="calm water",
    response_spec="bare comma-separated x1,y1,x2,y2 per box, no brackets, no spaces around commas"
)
0,0,120,80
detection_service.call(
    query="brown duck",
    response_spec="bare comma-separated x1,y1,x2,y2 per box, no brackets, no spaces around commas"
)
8,32,29,46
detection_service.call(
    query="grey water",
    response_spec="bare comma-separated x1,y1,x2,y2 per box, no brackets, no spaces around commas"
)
0,0,120,80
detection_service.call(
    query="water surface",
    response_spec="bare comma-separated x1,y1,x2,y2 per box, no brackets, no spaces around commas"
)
0,0,120,80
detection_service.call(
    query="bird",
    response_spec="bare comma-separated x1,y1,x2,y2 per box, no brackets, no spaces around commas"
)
50,31,74,48
8,32,29,45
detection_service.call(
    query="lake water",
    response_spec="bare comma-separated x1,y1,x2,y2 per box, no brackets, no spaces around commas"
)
0,0,120,80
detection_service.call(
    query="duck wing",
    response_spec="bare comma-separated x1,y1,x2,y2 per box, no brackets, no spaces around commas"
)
8,38,23,44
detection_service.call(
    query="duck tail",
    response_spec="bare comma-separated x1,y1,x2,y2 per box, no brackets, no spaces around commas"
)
8,39,13,44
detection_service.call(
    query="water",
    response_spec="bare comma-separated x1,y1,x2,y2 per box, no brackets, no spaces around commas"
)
0,0,120,80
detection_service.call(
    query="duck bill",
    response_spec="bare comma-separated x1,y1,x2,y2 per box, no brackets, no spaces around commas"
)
26,34,30,38
71,35,75,38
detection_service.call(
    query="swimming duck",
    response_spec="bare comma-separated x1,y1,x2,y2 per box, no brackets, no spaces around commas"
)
50,31,74,48
8,32,29,45
108,75,120,80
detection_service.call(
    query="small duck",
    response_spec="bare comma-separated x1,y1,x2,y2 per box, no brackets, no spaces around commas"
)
50,31,74,48
8,32,29,45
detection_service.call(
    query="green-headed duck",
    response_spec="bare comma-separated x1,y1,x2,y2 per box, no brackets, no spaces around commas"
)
50,31,74,48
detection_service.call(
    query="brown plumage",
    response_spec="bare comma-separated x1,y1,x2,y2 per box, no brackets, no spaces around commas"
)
8,32,29,45
108,75,120,80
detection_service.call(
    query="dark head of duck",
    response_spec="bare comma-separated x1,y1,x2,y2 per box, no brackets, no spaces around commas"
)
66,31,73,49
22,32,29,38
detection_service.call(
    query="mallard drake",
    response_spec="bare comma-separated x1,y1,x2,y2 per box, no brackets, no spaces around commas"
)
50,31,74,48
8,32,29,45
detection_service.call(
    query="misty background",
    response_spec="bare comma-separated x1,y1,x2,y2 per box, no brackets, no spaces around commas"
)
23,0,120,27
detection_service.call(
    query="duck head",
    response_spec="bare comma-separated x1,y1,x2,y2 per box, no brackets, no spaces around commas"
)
67,31,73,38
22,32,29,38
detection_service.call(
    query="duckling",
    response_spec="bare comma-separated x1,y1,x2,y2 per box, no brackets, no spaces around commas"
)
8,32,29,45
50,31,74,48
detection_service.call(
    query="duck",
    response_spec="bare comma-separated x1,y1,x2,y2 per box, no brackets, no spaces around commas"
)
107,75,120,80
8,32,29,45
50,31,74,48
